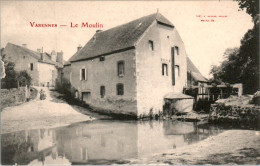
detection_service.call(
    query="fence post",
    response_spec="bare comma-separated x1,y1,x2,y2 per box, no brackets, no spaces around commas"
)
25,85,28,102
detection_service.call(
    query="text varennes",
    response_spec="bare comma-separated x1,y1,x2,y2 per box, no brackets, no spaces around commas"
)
30,22,103,28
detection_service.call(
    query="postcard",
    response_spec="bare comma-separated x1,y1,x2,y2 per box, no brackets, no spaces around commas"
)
1,0,259,165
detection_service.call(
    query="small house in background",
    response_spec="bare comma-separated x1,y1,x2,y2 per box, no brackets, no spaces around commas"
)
2,43,63,87
65,12,194,118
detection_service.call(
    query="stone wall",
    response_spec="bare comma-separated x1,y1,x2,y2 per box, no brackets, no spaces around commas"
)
209,103,260,123
70,49,137,116
1,87,26,110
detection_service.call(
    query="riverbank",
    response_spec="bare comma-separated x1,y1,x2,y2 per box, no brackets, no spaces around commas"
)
1,87,93,134
130,129,260,165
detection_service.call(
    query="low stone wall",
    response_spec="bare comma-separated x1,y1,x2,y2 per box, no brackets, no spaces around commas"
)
89,97,138,118
209,103,260,123
1,87,26,110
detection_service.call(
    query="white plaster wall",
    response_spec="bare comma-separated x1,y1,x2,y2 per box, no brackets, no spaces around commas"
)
136,22,188,116
38,63,57,86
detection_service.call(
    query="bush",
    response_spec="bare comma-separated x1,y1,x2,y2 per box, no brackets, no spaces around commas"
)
1,59,32,89
1,61,18,89
17,70,32,87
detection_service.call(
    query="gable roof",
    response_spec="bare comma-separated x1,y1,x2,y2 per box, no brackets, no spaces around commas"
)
70,13,174,62
3,43,63,68
187,57,208,82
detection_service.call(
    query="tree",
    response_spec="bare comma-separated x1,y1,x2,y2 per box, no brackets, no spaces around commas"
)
211,22,259,94
17,70,32,87
210,0,259,94
1,54,32,89
235,0,259,19
1,61,18,89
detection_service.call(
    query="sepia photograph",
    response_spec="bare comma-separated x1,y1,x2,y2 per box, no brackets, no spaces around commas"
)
0,0,259,165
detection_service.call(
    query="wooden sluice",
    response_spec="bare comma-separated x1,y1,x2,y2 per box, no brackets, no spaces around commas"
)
183,83,243,111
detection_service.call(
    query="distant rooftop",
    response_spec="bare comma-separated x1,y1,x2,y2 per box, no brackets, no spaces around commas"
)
3,43,63,68
187,57,208,82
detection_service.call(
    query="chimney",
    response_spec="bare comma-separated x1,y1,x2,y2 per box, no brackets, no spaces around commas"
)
56,51,64,64
93,35,97,43
77,44,82,52
22,44,27,48
40,53,44,60
51,50,57,62
96,30,102,33
37,48,42,53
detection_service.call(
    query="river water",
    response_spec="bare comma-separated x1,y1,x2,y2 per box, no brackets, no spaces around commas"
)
1,120,227,165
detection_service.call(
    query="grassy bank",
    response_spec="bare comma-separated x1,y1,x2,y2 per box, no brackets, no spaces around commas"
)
1,87,38,111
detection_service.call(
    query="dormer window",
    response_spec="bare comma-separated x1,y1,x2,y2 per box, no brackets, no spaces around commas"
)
148,40,154,51
99,56,105,61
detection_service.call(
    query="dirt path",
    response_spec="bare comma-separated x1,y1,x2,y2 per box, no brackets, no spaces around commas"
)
130,130,260,165
1,87,93,134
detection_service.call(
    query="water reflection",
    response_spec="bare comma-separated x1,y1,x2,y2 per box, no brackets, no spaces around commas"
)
1,120,223,165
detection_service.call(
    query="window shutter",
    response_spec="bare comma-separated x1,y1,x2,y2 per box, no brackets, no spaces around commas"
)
80,69,82,80
85,68,87,81
162,64,164,75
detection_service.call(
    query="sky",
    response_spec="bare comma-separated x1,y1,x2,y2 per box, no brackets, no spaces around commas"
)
0,1,254,78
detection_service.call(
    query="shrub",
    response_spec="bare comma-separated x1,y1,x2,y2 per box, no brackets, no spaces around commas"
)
1,60,32,89
17,70,32,87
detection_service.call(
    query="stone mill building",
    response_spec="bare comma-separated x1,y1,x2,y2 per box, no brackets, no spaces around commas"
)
64,12,194,117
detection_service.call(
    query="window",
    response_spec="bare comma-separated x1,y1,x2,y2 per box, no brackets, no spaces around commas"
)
75,90,79,99
80,68,87,80
100,86,105,98
175,65,180,76
99,56,105,61
81,147,88,161
82,92,91,102
162,63,168,76
175,46,179,55
148,40,154,51
117,61,125,77
30,63,33,71
117,83,124,95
